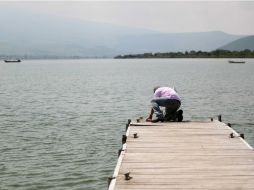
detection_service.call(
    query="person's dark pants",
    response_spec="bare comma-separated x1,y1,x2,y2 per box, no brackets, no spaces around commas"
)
151,98,181,120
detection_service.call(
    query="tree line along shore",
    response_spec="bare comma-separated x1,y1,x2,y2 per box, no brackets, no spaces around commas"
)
114,49,254,59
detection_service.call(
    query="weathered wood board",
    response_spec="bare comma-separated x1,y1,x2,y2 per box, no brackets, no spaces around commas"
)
108,120,254,190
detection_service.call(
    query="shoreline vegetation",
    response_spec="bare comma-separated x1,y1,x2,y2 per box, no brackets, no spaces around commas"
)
1,50,254,60
114,49,254,59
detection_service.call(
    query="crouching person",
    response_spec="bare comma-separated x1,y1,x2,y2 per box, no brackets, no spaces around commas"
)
146,86,183,123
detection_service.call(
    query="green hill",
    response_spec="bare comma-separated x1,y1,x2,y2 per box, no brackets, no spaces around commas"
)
219,36,254,51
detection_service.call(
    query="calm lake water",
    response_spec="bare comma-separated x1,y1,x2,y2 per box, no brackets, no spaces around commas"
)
0,59,254,190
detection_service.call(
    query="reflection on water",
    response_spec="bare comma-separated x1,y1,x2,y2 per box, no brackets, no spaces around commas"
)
0,59,254,189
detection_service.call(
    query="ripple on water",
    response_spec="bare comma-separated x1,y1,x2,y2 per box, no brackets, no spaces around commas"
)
0,59,254,190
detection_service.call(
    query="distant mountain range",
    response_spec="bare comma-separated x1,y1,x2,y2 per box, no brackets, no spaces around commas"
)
218,36,254,51
0,9,253,58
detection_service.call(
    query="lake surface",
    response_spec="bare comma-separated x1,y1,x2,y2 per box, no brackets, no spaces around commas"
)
0,59,254,190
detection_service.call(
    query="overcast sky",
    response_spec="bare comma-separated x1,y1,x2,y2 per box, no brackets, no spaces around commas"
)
1,1,254,35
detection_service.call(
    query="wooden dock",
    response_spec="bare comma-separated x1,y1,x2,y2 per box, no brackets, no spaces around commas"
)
108,119,254,190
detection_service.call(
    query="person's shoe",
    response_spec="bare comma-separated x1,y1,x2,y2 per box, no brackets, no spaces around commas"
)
177,110,183,122
151,118,164,123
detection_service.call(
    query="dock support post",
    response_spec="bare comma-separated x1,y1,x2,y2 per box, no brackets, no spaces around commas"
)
108,177,115,187
126,119,131,131
118,149,123,157
218,115,222,122
122,135,127,144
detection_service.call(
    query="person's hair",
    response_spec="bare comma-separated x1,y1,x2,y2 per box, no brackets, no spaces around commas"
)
153,86,160,92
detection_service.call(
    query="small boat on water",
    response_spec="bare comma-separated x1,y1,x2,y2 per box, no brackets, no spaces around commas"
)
228,60,245,64
4,59,21,63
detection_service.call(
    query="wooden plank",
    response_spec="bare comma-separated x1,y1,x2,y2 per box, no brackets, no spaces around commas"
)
108,120,254,190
